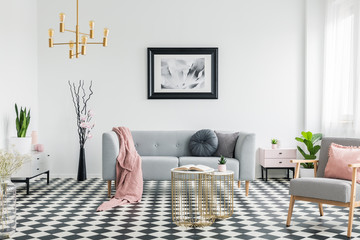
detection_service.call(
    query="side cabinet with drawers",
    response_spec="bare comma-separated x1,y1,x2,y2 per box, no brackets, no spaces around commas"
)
12,151,50,194
259,148,297,181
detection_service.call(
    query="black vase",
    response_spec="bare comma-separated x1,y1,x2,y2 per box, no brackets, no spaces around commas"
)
77,146,87,181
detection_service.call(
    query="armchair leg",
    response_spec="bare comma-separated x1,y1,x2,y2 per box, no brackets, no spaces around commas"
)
238,181,241,189
318,203,324,216
107,180,111,198
245,181,250,196
348,203,355,238
286,195,295,227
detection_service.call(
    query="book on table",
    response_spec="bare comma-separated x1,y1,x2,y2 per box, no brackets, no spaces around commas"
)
174,165,213,172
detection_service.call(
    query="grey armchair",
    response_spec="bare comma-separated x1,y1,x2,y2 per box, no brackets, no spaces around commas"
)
286,137,360,238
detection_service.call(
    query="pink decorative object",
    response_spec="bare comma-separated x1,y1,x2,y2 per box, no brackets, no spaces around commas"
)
271,144,278,149
31,131,38,145
35,144,44,152
324,143,360,183
218,164,226,172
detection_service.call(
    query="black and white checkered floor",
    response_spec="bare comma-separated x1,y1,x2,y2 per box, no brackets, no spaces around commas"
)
9,178,360,240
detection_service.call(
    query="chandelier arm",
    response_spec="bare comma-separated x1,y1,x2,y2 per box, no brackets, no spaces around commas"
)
65,29,90,36
87,42,103,44
53,43,72,45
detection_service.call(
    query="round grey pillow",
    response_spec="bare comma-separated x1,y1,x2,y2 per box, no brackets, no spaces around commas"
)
189,129,218,156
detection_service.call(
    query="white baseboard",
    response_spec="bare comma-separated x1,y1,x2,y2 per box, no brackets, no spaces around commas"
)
49,174,102,178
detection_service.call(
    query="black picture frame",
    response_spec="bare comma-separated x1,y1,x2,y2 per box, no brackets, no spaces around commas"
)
148,48,218,99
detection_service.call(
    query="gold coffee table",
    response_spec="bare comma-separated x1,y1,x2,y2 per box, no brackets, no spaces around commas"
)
209,170,234,219
171,168,214,227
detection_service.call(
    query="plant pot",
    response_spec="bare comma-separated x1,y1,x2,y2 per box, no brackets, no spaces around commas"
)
271,144,278,149
0,176,16,239
300,168,315,178
8,137,32,155
218,164,226,172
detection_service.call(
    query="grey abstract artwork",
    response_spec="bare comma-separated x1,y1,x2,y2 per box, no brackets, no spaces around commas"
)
161,58,205,89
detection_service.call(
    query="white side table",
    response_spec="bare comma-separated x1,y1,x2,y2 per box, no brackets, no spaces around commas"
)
11,151,50,194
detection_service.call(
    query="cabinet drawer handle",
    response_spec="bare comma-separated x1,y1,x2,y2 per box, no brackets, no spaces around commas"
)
279,152,283,155
37,158,40,160
37,168,39,170
47,155,50,157
279,161,282,164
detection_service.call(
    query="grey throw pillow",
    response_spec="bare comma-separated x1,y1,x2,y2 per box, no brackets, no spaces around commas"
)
213,131,240,158
189,129,218,157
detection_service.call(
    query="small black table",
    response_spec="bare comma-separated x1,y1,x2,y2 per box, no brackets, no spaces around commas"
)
12,170,50,195
261,166,294,181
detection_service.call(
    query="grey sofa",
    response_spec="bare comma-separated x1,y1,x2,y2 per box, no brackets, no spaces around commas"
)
102,130,256,196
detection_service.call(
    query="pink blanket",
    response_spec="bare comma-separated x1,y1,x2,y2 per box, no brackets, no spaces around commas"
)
97,127,143,211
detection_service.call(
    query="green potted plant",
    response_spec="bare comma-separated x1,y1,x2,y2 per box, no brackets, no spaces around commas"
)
271,139,279,149
218,155,227,172
9,104,31,154
295,131,322,178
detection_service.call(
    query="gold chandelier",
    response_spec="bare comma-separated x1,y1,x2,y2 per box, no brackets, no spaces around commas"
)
48,0,109,59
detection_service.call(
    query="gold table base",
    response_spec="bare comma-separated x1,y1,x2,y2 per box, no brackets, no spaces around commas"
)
171,170,234,227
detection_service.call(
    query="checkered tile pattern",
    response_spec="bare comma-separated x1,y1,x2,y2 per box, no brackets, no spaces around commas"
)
9,178,360,239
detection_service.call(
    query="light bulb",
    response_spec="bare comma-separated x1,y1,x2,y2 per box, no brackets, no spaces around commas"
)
69,40,75,49
81,36,88,45
103,28,109,37
48,28,54,38
59,13,65,23
89,20,95,30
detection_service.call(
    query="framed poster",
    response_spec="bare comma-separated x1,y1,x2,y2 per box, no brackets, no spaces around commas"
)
148,48,218,99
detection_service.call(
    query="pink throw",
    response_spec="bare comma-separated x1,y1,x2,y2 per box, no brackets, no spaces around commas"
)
97,127,143,211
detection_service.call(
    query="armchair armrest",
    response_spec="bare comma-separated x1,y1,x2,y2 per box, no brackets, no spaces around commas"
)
291,159,319,164
292,159,319,179
349,163,360,168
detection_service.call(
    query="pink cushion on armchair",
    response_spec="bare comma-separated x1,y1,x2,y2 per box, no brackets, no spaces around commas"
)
324,143,360,182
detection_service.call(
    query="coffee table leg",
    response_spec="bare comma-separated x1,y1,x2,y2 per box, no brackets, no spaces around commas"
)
261,166,264,180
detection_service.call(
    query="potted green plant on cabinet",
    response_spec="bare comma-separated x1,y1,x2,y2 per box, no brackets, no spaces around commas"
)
271,139,279,149
9,104,31,154
295,131,322,178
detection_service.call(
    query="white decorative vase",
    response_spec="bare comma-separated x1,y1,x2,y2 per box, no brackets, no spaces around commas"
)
0,176,16,239
218,164,226,172
8,137,32,155
300,168,314,178
271,144,278,149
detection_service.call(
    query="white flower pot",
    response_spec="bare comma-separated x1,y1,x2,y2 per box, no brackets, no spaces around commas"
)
271,144,278,149
299,168,315,178
218,164,226,172
8,137,32,155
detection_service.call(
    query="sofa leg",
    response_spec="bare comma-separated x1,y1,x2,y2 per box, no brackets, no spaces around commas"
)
318,203,324,216
107,180,111,198
238,181,241,189
245,181,250,196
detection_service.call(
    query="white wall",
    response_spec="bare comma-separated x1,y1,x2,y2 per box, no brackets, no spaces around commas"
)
305,0,325,132
37,0,305,178
0,0,38,149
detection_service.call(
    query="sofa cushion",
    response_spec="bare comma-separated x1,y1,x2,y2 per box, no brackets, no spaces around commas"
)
289,177,360,203
189,129,218,157
141,156,178,180
213,131,239,158
179,156,239,180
